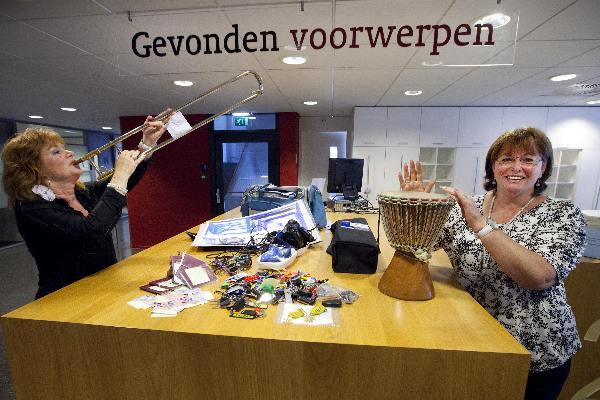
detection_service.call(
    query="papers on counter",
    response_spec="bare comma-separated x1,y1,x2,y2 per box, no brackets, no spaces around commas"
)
128,286,214,318
192,200,321,247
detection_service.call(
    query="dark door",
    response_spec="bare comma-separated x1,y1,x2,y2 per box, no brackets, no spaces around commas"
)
209,130,280,215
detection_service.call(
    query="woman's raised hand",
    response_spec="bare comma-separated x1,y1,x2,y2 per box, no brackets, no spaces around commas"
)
398,160,435,192
111,150,146,188
141,108,173,147
440,186,486,232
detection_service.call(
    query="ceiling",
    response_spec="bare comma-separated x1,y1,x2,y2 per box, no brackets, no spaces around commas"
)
1,0,599,133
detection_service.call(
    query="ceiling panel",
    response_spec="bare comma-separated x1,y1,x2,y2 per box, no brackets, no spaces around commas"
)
335,0,452,29
518,95,580,106
334,68,404,106
0,21,86,58
524,0,600,40
453,66,546,87
406,41,514,68
1,0,109,19
392,67,471,87
26,14,141,54
0,0,599,130
225,2,332,35
424,83,511,106
334,46,413,68
488,40,600,68
217,0,308,6
379,67,472,105
0,48,20,60
268,69,332,101
127,8,232,36
442,0,576,41
108,52,206,76
559,44,600,67
98,1,219,13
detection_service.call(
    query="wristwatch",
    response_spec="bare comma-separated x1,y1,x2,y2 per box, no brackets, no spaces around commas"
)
476,219,499,238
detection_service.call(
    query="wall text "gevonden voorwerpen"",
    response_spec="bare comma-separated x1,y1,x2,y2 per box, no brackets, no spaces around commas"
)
132,23,495,58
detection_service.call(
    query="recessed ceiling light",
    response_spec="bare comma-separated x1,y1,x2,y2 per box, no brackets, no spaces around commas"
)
60,107,77,112
474,13,511,28
174,80,193,87
101,126,113,130
587,99,600,105
247,116,257,120
404,90,423,96
550,74,577,82
303,101,318,105
29,115,43,119
282,56,306,65
232,112,250,117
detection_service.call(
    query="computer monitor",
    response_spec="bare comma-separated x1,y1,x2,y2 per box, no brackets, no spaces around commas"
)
327,158,364,200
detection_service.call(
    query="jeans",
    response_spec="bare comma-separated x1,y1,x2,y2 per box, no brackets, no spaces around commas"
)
524,359,571,400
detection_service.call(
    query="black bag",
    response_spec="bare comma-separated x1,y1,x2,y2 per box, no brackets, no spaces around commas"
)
326,218,379,274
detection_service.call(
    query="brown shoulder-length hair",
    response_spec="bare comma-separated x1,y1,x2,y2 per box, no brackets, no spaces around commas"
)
483,127,553,196
2,127,83,206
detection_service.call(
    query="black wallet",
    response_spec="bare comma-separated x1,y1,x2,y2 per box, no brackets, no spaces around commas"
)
326,218,379,274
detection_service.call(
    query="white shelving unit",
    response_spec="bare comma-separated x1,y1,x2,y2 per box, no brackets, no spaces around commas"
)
544,148,580,200
419,147,456,194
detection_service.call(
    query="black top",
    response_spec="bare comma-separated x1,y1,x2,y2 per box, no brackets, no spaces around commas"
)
15,162,149,299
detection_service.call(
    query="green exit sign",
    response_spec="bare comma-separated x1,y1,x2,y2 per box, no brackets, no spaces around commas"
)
234,117,248,126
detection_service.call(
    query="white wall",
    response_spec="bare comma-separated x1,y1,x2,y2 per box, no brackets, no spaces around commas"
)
546,107,600,209
314,106,600,209
298,116,352,187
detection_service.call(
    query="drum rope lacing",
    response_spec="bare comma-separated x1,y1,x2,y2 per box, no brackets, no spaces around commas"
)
378,195,455,262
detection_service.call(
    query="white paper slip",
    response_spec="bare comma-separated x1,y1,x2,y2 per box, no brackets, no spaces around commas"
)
183,266,211,286
127,295,156,309
151,313,177,318
165,111,193,139
171,260,185,285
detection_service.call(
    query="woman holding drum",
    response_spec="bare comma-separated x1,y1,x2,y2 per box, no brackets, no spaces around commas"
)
399,127,586,400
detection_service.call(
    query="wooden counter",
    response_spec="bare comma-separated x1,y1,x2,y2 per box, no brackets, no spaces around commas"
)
2,210,530,399
560,257,600,400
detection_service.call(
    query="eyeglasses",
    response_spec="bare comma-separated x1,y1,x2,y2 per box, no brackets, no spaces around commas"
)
496,156,542,166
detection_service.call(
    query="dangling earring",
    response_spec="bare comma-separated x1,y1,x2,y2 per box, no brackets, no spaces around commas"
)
535,179,541,188
492,178,496,187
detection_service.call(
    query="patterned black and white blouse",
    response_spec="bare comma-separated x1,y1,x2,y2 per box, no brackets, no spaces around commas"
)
435,194,587,373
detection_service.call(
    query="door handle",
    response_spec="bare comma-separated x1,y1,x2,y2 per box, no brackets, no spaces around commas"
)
216,188,221,204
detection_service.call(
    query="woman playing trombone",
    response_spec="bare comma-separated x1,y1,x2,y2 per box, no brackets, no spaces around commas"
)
2,113,170,298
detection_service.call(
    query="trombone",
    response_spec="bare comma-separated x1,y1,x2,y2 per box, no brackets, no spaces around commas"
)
75,70,264,181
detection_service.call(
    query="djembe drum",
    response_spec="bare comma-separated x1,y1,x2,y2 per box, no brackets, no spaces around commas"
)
377,191,455,301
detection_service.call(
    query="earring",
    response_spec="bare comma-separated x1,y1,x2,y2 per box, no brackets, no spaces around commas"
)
492,178,496,186
535,179,541,188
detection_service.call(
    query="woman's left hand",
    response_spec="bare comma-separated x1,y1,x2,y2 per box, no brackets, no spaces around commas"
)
441,186,486,233
141,108,173,146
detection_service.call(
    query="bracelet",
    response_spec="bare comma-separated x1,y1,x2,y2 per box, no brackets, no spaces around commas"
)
138,140,154,152
107,182,128,196
475,224,494,238
138,140,154,160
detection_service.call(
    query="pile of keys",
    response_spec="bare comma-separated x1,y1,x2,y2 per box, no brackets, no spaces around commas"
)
215,270,338,320
208,253,252,275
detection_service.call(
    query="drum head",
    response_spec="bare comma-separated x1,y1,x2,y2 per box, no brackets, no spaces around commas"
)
378,191,451,202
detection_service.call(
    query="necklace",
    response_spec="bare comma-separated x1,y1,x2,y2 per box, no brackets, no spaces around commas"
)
487,193,536,226
480,193,536,272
